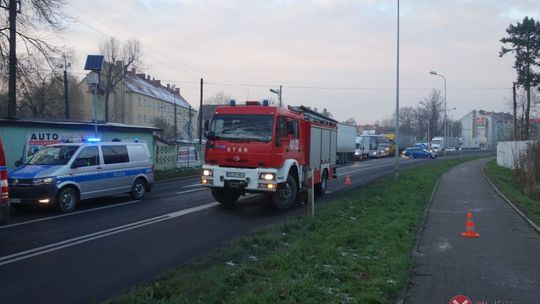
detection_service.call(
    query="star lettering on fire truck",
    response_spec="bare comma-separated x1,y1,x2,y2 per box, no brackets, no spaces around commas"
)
227,147,248,153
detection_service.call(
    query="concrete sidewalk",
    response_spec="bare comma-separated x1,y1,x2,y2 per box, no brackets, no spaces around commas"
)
404,159,540,304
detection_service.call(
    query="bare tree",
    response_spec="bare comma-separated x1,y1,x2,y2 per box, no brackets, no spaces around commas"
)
418,89,444,139
204,91,233,105
152,117,175,140
0,0,68,117
396,106,417,135
99,37,141,122
343,117,357,125
18,70,64,119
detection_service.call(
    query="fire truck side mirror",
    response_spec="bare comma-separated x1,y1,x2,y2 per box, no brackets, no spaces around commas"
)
275,132,281,147
206,131,216,140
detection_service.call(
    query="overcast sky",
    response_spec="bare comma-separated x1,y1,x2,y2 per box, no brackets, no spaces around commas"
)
61,0,539,124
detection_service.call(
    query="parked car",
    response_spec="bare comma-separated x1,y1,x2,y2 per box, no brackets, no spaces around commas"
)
8,141,154,213
0,137,9,225
402,147,437,159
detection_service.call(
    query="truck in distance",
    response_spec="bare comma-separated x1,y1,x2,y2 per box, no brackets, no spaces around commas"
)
201,101,337,209
431,136,460,151
336,123,356,164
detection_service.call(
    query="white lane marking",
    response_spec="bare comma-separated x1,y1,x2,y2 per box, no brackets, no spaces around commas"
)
175,188,206,195
0,202,220,267
0,200,141,230
183,183,203,189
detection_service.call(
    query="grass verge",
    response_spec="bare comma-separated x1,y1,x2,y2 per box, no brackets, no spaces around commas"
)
154,167,200,181
111,158,473,304
484,160,540,227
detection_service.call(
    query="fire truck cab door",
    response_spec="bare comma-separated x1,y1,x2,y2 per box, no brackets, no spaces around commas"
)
276,117,302,163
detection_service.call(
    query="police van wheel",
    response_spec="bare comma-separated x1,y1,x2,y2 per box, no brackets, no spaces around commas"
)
211,188,240,206
130,178,147,200
56,187,78,213
272,174,298,209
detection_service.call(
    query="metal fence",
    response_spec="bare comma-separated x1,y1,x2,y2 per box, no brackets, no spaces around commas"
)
154,142,204,171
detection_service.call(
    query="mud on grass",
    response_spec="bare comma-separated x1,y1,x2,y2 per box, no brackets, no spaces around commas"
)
110,159,471,304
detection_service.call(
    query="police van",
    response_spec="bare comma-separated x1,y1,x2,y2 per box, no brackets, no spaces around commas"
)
8,141,154,213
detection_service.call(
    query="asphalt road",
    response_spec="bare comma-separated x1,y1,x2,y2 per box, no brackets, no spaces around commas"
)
0,151,492,304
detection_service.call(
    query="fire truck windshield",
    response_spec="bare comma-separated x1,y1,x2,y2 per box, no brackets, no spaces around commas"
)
209,114,273,142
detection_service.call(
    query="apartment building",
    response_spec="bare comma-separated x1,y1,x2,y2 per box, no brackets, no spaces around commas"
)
73,65,197,140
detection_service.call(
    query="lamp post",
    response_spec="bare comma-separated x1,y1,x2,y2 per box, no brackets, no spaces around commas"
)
269,85,282,107
394,0,400,181
429,70,447,158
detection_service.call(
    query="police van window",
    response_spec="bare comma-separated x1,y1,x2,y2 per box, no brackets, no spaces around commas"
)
74,146,99,167
102,145,130,164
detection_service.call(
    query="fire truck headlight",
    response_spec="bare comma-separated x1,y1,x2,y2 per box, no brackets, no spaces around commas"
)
202,169,213,177
260,173,275,181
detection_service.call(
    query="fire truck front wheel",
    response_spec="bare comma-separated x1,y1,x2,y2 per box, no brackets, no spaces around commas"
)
211,188,240,206
272,174,298,209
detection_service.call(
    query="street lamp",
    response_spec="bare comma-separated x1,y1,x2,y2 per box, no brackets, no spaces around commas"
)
269,85,282,107
429,70,447,158
394,0,400,181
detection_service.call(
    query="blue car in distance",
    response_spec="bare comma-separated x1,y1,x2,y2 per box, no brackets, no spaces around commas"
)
402,147,437,159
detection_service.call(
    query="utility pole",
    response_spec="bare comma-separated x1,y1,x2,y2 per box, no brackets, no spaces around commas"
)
62,53,70,119
512,82,517,140
279,85,282,107
269,86,282,107
5,0,19,118
198,78,203,144
174,93,177,141
394,0,400,181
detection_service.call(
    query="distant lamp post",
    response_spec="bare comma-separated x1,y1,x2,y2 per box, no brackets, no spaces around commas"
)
394,0,400,181
429,70,447,158
269,85,282,107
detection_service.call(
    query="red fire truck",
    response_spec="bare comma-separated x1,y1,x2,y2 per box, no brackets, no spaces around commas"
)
201,101,337,209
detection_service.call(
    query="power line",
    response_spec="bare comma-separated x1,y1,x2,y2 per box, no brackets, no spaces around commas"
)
67,3,229,82
204,81,511,91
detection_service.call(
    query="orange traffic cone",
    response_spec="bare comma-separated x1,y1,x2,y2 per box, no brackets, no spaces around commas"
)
461,212,480,238
345,175,352,185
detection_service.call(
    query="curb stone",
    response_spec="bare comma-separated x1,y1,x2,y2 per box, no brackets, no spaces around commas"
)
482,166,540,235
394,176,442,304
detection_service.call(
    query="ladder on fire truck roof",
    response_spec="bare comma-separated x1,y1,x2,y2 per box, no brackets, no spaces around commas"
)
288,105,338,127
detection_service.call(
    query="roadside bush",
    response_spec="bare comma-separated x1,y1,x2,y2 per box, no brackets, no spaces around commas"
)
514,140,540,199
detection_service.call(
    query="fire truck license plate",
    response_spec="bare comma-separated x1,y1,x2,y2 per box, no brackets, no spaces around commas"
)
226,172,245,178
